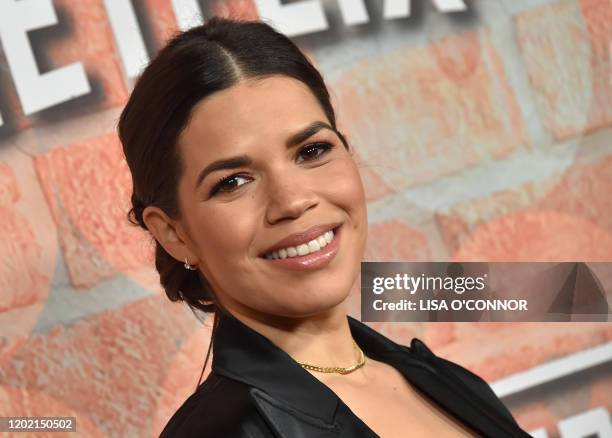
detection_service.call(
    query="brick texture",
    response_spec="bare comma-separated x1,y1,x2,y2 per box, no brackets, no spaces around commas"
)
438,321,612,381
365,220,432,262
0,385,105,437
330,29,527,199
0,151,57,366
34,133,154,289
142,0,181,49
0,296,200,437
208,0,259,20
436,154,612,259
515,0,612,140
0,51,33,133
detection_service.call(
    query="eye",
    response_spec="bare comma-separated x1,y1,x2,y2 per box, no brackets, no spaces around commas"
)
210,174,251,196
296,142,334,164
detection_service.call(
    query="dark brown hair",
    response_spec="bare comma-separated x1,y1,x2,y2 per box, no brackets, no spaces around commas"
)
117,17,348,389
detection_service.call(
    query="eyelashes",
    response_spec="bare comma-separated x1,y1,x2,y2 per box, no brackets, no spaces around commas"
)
210,174,251,197
209,141,335,197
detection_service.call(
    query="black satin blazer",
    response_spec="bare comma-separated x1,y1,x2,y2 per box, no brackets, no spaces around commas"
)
160,309,530,437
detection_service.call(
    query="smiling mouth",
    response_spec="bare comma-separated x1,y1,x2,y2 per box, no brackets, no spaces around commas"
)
260,226,340,260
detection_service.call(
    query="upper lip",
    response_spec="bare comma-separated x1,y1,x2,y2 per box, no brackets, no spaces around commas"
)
259,222,341,257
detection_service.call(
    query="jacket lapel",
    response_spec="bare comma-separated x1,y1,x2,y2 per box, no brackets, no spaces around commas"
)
347,316,529,437
210,309,524,437
211,309,341,425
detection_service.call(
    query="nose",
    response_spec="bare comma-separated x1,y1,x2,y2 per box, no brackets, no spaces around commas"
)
265,170,319,225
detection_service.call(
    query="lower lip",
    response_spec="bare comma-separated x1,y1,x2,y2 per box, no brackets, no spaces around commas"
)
260,225,342,271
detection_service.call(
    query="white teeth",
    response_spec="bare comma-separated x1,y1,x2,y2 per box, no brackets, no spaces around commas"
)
264,228,336,260
308,239,320,252
317,235,327,248
297,244,309,256
324,231,332,244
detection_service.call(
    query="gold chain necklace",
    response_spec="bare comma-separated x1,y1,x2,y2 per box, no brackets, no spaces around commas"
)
297,339,366,374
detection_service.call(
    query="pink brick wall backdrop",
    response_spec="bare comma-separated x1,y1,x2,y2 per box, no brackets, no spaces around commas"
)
0,0,610,437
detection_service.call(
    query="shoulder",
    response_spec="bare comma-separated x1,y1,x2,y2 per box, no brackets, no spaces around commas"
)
159,372,273,438
411,338,519,427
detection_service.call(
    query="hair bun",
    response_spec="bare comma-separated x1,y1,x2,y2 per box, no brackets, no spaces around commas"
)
155,242,217,314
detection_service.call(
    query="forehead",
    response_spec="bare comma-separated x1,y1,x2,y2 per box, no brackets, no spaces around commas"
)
178,76,328,161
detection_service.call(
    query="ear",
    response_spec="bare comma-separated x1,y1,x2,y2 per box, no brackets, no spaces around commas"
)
142,205,199,266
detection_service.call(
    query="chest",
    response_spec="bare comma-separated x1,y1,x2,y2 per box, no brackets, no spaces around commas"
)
327,368,480,438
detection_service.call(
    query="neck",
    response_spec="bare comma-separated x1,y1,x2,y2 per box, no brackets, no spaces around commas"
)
221,302,364,382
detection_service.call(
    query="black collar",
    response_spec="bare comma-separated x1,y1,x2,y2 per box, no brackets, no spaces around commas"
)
210,309,528,437
211,309,433,422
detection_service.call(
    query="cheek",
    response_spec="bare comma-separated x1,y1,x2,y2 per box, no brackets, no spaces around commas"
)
326,158,367,214
190,203,258,266
333,159,368,250
348,164,367,208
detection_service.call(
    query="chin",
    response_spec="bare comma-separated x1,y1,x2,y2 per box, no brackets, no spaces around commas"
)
284,285,352,317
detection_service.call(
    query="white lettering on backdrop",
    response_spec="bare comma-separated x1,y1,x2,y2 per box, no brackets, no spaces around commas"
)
0,0,468,126
0,0,90,126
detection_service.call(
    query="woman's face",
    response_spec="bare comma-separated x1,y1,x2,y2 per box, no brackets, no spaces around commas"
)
175,75,367,320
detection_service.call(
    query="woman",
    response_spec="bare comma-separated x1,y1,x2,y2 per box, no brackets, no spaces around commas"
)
118,17,530,438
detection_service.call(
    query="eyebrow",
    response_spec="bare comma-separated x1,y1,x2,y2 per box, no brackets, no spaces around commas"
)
194,120,337,190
